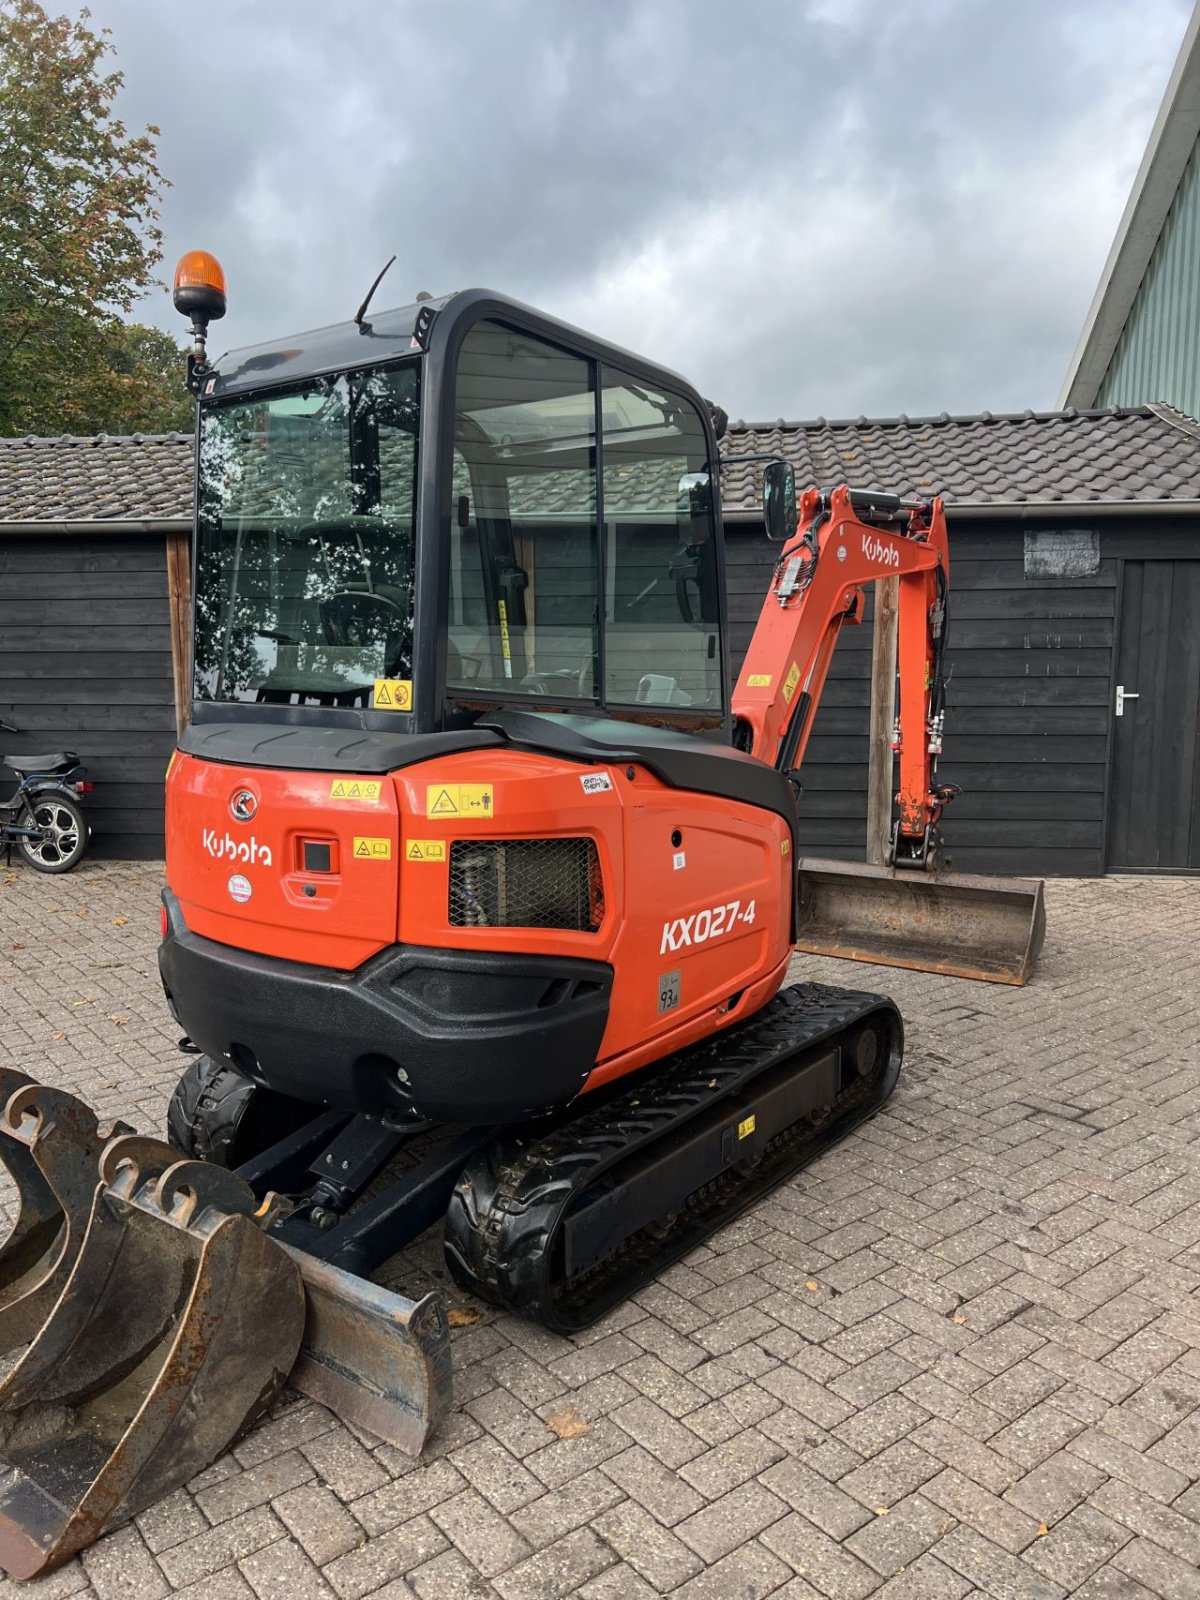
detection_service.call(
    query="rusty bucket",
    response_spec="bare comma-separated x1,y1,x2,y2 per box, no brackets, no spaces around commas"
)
0,1077,130,1352
0,1135,304,1578
794,857,1046,985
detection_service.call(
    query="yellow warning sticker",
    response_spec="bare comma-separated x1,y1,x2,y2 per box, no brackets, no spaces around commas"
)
406,839,446,862
352,837,392,860
738,1115,756,1141
330,778,382,802
425,784,494,819
373,678,412,711
780,837,791,856
746,673,772,688
782,662,801,704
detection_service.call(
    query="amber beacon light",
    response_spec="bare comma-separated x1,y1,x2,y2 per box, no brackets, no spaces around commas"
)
174,249,227,379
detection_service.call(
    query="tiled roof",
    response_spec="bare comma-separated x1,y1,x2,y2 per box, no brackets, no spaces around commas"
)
2,404,1199,524
718,403,1200,513
0,433,193,522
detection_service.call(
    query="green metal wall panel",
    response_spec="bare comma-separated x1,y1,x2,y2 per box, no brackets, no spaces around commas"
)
1099,135,1200,417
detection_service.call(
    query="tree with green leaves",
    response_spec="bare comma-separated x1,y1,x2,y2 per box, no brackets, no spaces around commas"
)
0,1,190,435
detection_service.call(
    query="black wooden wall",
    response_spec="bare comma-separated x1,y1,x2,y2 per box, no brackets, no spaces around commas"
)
0,532,176,859
726,514,1198,877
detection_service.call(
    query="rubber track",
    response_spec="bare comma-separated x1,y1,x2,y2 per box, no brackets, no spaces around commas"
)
444,981,902,1331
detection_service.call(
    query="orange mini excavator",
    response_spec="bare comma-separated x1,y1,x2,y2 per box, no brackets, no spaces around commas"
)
0,258,1043,1575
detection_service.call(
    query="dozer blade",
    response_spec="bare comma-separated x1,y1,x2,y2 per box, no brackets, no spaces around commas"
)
282,1247,452,1458
0,1134,304,1579
794,857,1047,986
0,1078,130,1352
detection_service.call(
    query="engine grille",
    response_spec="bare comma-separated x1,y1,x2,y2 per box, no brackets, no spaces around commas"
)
448,838,603,932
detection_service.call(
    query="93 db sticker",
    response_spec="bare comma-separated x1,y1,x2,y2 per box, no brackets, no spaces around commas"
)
661,898,756,954
658,970,681,1014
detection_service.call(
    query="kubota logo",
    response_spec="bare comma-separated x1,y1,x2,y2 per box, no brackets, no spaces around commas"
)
202,829,273,867
862,532,900,568
230,789,257,821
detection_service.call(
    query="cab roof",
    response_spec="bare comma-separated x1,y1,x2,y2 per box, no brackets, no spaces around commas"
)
208,288,701,406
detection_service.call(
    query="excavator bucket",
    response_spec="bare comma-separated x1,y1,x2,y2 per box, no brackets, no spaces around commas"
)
0,1131,304,1579
794,858,1047,986
282,1248,452,1458
0,1075,128,1353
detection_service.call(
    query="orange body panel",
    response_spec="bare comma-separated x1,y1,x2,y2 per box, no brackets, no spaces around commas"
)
165,747,795,1095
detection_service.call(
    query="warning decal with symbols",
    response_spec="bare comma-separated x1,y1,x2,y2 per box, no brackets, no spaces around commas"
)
372,679,412,711
352,837,392,860
406,839,447,862
782,662,801,704
424,784,494,818
329,779,382,802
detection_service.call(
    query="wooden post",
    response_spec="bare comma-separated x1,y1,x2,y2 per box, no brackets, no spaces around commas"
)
866,576,899,865
165,528,192,738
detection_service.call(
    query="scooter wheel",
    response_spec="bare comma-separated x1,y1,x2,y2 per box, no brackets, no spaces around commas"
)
17,793,88,873
167,1055,313,1168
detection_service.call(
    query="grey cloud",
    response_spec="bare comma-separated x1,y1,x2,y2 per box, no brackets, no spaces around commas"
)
87,0,1190,418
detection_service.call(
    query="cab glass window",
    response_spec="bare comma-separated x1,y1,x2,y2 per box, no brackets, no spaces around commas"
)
448,322,598,698
601,370,721,710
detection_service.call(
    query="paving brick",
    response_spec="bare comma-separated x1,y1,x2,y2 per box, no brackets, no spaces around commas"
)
593,1500,704,1591
875,1552,972,1600
600,1442,705,1526
761,1456,873,1539
670,1540,794,1599
934,1524,1068,1600
1022,1504,1133,1590
761,1512,881,1600
274,1483,366,1564
675,1479,789,1563
406,1548,493,1599
239,1536,335,1600
157,1508,284,1590
844,1492,954,1577
1111,1535,1200,1600
300,1431,389,1502
426,1489,531,1580
1002,1454,1105,1523
1067,1425,1191,1502
490,1527,615,1600
325,1515,447,1598
924,1467,1041,1554
609,1395,705,1466
677,1428,786,1498
196,1450,315,1524
82,1525,167,1600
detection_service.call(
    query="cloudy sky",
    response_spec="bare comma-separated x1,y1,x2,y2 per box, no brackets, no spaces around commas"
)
87,0,1191,421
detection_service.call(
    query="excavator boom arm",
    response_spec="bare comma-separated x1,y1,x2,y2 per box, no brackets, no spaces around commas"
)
733,484,951,853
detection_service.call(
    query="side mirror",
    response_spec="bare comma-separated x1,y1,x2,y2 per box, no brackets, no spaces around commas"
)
763,459,797,543
764,457,803,544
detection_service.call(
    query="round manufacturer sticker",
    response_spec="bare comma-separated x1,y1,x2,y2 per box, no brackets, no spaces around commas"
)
228,873,252,904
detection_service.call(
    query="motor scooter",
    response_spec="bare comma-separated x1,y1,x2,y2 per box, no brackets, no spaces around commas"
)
0,720,93,872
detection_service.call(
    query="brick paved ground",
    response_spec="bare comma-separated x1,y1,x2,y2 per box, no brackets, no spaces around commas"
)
1,861,1198,1600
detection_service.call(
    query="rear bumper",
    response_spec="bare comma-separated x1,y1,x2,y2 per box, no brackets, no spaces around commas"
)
158,890,612,1122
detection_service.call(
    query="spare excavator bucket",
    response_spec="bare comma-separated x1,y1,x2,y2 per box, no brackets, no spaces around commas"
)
282,1248,452,1458
794,858,1046,986
0,1131,304,1579
0,1076,129,1353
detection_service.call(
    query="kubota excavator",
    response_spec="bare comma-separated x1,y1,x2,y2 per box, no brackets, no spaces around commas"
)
0,257,1044,1576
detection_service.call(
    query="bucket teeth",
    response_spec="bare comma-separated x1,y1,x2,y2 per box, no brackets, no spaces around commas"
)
0,1096,304,1579
0,1076,130,1351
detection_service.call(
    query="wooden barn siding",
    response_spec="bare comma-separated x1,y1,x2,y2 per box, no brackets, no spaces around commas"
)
0,533,175,859
726,515,1198,877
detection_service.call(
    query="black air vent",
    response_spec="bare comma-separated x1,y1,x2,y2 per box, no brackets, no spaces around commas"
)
449,839,603,932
